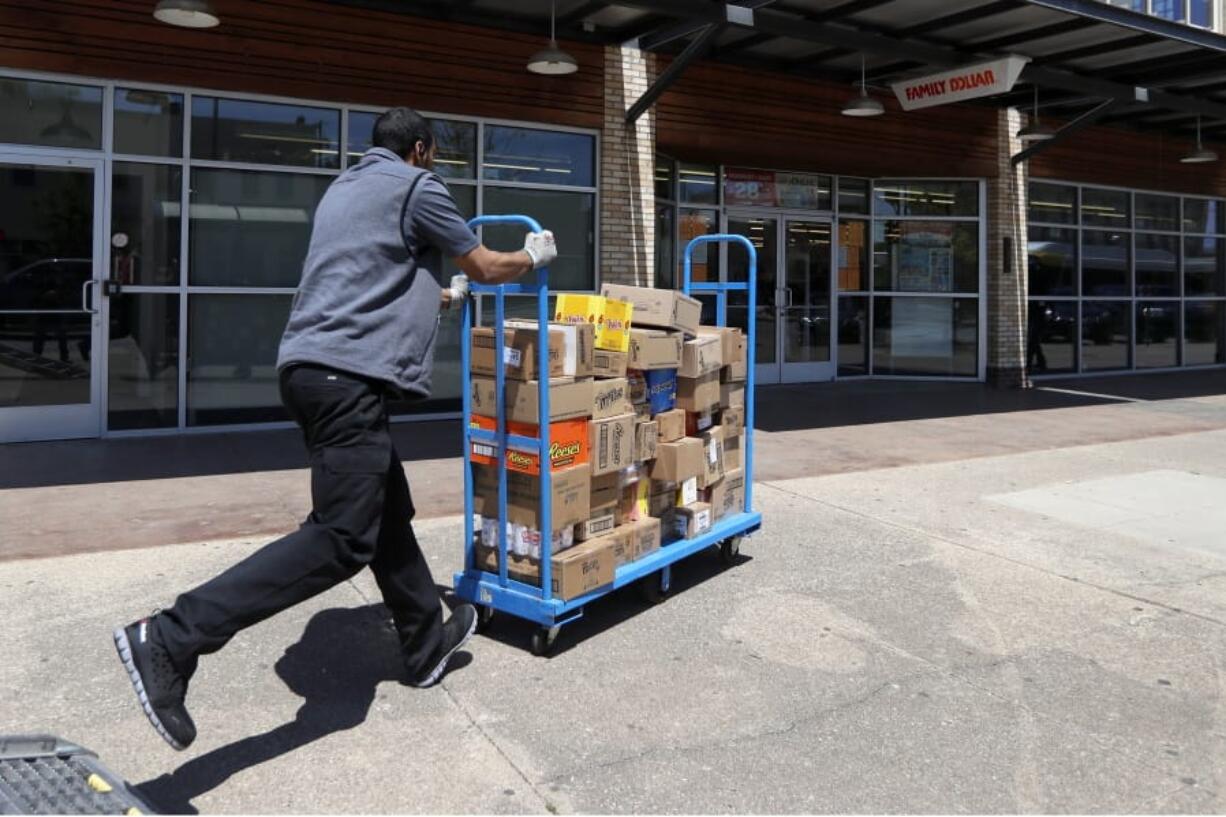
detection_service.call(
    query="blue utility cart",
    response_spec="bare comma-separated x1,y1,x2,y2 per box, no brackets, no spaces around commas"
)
452,215,761,655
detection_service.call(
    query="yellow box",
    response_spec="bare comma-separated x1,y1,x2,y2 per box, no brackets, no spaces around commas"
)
555,293,633,353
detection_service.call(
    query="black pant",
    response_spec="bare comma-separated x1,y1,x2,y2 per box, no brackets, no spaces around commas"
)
157,364,443,677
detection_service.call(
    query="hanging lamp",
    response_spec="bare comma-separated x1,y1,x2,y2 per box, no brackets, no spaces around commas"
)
841,54,884,117
527,0,578,75
153,0,220,28
1017,85,1054,142
1181,115,1218,164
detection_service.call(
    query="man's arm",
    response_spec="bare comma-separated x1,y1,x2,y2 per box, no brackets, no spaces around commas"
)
453,245,534,286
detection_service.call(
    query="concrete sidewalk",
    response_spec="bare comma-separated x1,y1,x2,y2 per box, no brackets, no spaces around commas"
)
3,408,1225,811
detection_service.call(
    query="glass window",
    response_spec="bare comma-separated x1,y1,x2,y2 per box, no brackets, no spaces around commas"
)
1136,301,1179,368
838,220,869,291
1028,226,1077,296
837,295,869,376
481,187,594,291
1082,301,1131,370
108,293,179,429
111,163,182,286
1135,193,1180,232
873,221,979,293
1135,233,1179,297
347,113,477,180
678,163,718,205
1082,230,1130,296
0,77,102,149
1027,301,1077,374
724,168,830,210
189,169,332,287
1081,188,1130,228
678,209,720,284
191,96,340,169
655,155,675,201
187,294,293,425
1184,236,1226,296
654,203,675,289
1185,301,1226,365
1183,198,1223,234
1029,182,1077,225
838,177,871,215
872,297,978,377
483,125,594,187
873,181,978,217
114,88,183,157
1190,0,1212,26
1151,0,1185,20
726,215,775,364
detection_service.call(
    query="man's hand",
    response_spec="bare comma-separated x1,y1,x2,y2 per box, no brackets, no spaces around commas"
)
442,273,469,310
523,230,558,270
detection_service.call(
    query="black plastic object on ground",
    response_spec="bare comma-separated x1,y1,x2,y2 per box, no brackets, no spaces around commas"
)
0,735,156,815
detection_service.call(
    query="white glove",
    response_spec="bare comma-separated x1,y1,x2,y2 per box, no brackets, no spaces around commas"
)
523,230,558,269
444,273,469,310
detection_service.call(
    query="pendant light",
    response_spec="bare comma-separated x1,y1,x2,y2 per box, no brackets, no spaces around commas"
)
527,0,578,75
1181,115,1218,164
841,54,884,117
1017,85,1054,142
153,0,220,28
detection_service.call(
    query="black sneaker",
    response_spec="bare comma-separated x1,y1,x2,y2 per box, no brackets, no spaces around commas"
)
113,617,196,750
410,605,477,688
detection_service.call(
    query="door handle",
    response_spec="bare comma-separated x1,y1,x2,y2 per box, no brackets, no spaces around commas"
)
81,280,98,314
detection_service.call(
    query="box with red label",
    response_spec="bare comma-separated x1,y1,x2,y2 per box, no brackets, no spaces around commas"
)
685,409,716,437
470,415,588,475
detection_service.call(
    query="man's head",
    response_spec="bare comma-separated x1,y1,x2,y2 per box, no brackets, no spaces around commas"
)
372,107,436,170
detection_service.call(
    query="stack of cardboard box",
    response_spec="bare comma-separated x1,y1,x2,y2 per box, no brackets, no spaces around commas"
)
470,284,746,600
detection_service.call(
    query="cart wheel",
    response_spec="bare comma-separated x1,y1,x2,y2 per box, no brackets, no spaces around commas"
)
640,571,670,604
530,626,557,657
474,604,494,634
719,536,743,566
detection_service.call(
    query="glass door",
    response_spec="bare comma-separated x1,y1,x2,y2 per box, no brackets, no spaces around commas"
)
725,211,780,385
0,155,104,442
780,217,835,382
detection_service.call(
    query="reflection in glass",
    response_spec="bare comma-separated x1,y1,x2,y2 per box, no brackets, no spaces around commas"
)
837,296,869,376
1027,226,1076,296
108,294,178,429
114,88,183,157
872,296,977,377
192,96,340,168
678,209,720,283
1183,198,1223,234
0,314,92,407
1029,182,1077,225
189,169,332,287
483,125,594,186
678,163,718,205
1081,188,1130,228
1081,230,1130,296
112,163,182,286
838,178,871,215
482,187,594,291
1185,301,1226,365
724,168,830,210
873,180,978,217
873,221,979,293
783,221,831,364
837,220,869,291
0,77,102,149
655,156,675,201
1184,236,1225,296
1135,233,1179,296
654,203,675,289
1027,300,1076,374
1135,301,1179,368
346,112,477,180
188,294,292,425
1134,193,1180,232
1081,301,1130,370
727,216,776,365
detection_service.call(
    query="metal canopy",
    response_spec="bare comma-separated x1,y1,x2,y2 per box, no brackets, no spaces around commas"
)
323,0,1226,141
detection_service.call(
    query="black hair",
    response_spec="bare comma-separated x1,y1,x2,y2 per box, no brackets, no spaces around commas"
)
372,107,435,160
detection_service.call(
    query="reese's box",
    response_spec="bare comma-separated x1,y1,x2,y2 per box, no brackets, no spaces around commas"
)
628,328,683,370
674,502,712,539
590,413,635,476
679,334,723,378
592,377,633,421
708,468,745,521
601,283,701,336
656,408,685,442
650,436,704,483
634,419,658,462
474,462,591,531
470,326,564,381
698,425,725,489
676,371,721,413
506,319,594,378
470,377,593,424
724,431,744,471
470,415,588,475
555,293,632,352
592,349,629,378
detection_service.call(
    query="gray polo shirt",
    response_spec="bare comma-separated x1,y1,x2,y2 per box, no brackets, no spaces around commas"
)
278,147,480,397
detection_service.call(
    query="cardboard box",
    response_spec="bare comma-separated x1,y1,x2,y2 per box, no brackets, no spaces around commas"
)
630,516,661,560
642,369,677,415
628,329,683,370
679,335,723,378
674,502,712,539
699,425,725,489
474,544,540,584
634,402,651,420
628,370,647,404
604,525,637,567
635,420,658,462
589,413,636,476
685,410,716,437
470,415,588,475
720,405,744,434
708,468,745,521
722,360,747,383
577,512,615,542
471,326,564,381
676,371,721,413
474,462,591,531
552,536,616,599
650,436,704,483
601,283,701,336
677,476,698,507
590,472,620,515
656,408,685,442
720,382,745,410
555,293,632,352
592,349,629,378
648,479,676,516
470,377,593,424
615,484,641,525
506,319,594,378
592,377,633,421
724,431,744,471
697,326,744,366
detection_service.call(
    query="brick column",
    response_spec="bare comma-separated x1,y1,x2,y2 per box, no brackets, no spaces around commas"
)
986,107,1030,388
600,45,657,287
